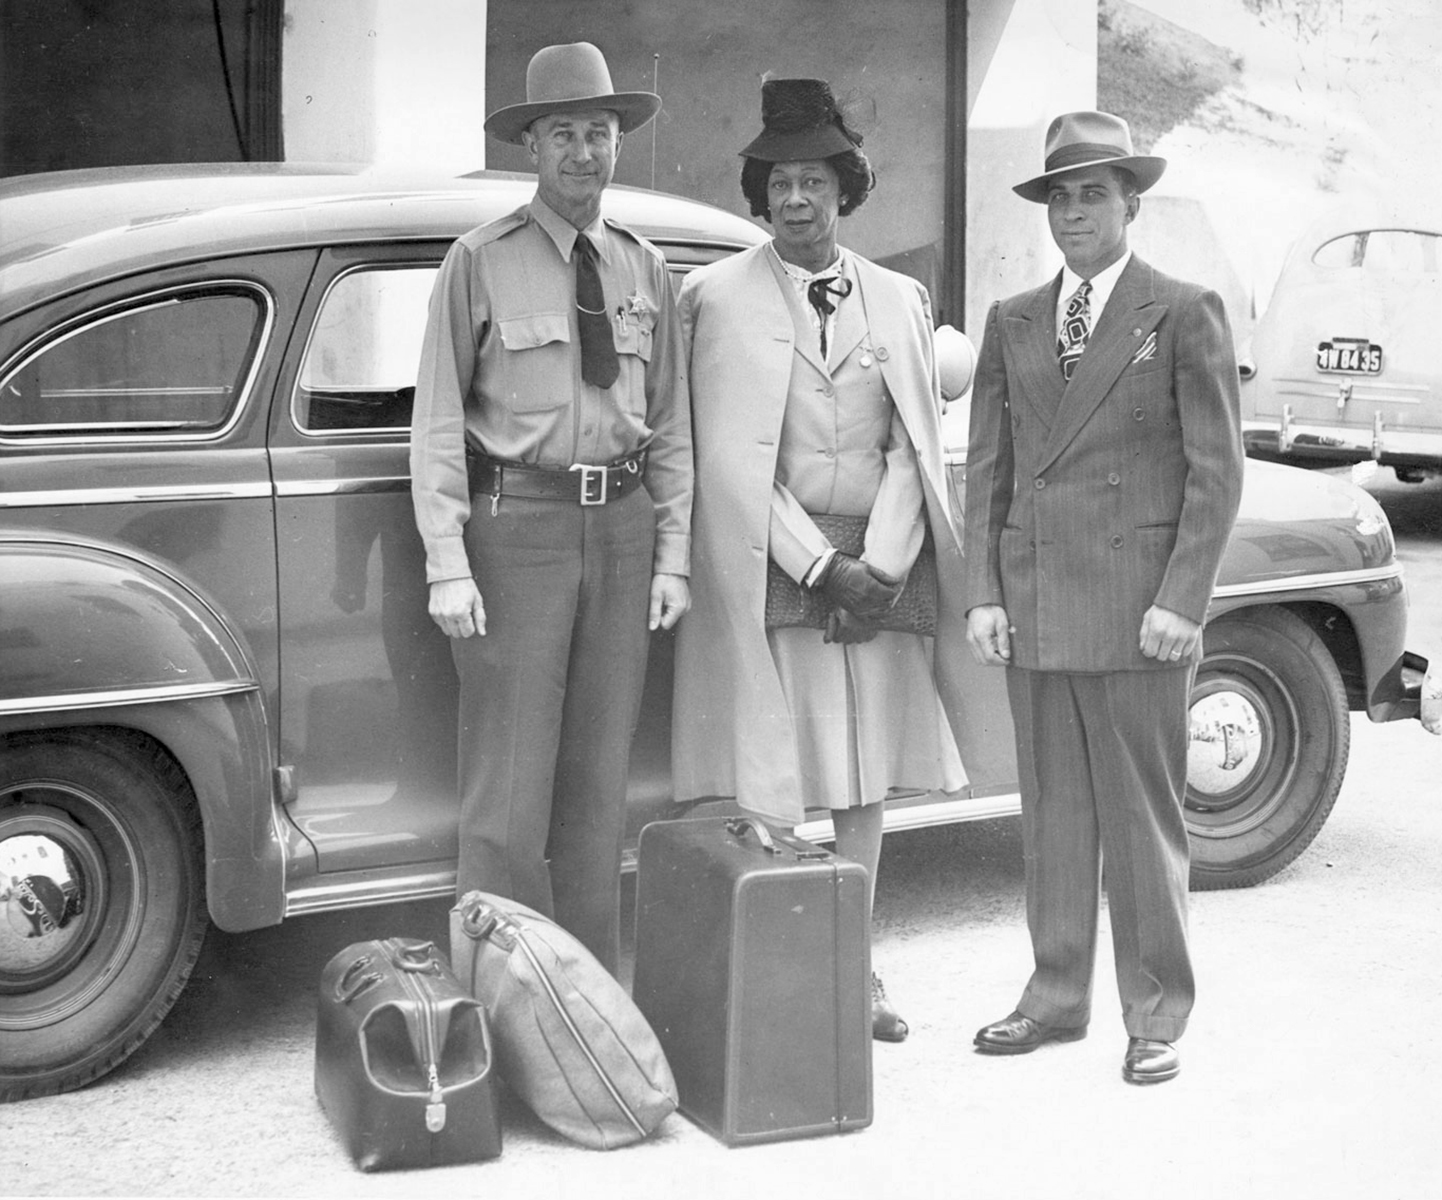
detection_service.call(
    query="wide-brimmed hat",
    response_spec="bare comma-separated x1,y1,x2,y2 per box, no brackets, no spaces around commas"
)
484,42,662,145
739,78,862,162
1013,111,1166,203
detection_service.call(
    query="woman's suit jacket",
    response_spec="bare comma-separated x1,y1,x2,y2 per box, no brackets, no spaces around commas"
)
671,242,1013,825
962,256,1244,673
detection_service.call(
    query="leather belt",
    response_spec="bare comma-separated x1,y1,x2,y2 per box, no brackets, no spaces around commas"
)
468,450,647,508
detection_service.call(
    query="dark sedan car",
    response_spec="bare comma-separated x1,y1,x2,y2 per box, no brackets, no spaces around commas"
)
0,165,1435,1102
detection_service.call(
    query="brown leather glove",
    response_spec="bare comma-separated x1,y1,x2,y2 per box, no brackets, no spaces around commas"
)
812,553,902,620
824,608,879,645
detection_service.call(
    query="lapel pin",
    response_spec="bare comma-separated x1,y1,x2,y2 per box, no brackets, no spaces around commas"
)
859,352,874,368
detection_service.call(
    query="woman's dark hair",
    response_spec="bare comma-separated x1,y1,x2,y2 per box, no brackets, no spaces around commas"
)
740,148,877,222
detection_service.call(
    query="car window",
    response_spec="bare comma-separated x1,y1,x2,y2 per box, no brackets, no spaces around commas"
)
0,286,264,439
294,265,437,433
1312,229,1442,273
293,257,703,434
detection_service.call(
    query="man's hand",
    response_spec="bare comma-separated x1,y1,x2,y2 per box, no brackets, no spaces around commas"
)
966,604,1013,666
814,553,902,620
649,573,691,631
429,577,486,639
824,608,879,645
1139,605,1201,663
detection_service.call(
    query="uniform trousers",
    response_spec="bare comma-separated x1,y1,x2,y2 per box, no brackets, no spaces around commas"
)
452,485,654,975
1006,664,1196,1042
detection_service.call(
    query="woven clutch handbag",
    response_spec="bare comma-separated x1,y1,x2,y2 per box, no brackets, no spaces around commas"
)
764,512,937,637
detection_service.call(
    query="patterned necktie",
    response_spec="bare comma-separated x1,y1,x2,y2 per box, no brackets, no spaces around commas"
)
1056,279,1093,382
806,275,851,357
574,233,619,389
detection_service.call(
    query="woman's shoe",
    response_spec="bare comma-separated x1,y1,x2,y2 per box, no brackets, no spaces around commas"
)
871,972,909,1042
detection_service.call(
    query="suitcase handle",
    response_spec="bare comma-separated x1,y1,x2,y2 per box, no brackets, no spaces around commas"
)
724,816,781,855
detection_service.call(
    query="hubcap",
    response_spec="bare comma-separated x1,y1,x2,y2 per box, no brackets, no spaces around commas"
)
1186,662,1298,837
1,786,135,1027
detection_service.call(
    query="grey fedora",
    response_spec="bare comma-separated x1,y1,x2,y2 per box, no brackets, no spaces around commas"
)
1013,110,1166,203
484,42,661,145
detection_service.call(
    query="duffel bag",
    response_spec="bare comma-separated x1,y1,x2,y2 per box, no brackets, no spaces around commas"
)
450,890,677,1150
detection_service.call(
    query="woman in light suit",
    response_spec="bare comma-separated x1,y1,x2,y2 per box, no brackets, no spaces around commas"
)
673,79,997,1042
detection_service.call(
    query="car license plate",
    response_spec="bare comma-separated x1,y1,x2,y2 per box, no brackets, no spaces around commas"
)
1316,337,1382,374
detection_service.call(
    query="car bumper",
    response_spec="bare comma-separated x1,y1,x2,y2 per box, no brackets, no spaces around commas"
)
1413,652,1442,734
1243,411,1442,470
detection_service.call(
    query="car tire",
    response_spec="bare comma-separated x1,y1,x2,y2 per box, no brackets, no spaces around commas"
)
0,729,207,1101
1185,606,1350,890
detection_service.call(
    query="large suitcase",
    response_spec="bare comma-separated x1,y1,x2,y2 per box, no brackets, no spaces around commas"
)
315,937,502,1171
631,816,872,1146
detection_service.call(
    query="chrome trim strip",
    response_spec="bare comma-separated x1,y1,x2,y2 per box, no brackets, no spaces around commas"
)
274,477,409,497
799,791,1024,843
1212,562,1403,599
285,869,456,916
0,678,260,716
0,481,274,508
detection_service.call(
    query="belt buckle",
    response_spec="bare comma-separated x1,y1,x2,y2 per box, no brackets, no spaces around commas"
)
570,463,608,505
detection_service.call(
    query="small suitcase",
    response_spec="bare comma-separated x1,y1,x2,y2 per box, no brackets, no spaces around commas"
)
315,937,502,1171
632,816,872,1146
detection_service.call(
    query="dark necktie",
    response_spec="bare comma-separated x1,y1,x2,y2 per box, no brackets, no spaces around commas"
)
806,275,852,357
1056,279,1092,382
574,233,619,389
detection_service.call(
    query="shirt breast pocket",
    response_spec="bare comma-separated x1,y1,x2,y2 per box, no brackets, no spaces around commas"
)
614,316,654,364
496,312,572,411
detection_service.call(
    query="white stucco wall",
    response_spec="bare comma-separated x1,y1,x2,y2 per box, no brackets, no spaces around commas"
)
966,0,1097,342
281,0,488,171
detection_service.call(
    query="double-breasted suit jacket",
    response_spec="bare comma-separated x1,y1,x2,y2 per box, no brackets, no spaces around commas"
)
672,243,1014,827
962,253,1244,1040
962,255,1244,671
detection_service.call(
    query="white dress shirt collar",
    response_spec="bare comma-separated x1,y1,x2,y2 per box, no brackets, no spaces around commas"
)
1058,250,1132,330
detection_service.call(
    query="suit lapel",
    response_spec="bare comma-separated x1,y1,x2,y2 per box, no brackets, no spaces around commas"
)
764,249,830,378
1006,277,1066,431
1039,257,1168,471
829,262,867,368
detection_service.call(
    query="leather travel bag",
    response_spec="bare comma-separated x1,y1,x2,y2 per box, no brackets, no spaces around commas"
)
314,938,502,1171
450,890,678,1150
632,816,873,1145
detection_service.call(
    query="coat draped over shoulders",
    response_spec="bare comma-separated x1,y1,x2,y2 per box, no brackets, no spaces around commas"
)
672,243,1014,825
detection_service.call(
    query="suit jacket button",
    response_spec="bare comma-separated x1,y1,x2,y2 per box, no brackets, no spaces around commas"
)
876,346,890,361
1111,534,1124,548
1133,407,1145,421
1034,477,1046,489
1108,472,1121,486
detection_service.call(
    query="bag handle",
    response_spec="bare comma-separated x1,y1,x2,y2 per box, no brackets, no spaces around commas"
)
724,816,781,854
336,955,383,1004
392,939,442,975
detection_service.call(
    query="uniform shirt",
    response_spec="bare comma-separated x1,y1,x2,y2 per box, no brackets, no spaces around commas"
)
1055,249,1132,335
410,195,692,583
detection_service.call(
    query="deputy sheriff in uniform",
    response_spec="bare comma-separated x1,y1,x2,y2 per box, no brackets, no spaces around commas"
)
409,42,691,974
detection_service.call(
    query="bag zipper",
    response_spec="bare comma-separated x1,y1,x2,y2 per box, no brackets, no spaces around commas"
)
495,915,648,1139
389,942,447,1134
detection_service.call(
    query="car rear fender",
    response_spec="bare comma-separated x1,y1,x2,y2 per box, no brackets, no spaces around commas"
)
0,535,285,931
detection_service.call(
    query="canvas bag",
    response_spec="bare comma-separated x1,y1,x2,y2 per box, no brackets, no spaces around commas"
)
449,890,677,1150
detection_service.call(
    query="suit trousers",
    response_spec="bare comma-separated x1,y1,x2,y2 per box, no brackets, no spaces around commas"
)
1006,665,1195,1042
451,485,655,975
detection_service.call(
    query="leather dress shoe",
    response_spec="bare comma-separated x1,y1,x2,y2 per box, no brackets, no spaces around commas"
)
1122,1037,1180,1084
871,972,909,1043
973,1011,1087,1055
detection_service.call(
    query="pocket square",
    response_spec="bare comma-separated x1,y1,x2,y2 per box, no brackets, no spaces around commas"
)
1131,332,1158,364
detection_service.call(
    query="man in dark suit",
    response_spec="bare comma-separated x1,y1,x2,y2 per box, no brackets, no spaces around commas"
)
962,111,1244,1084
